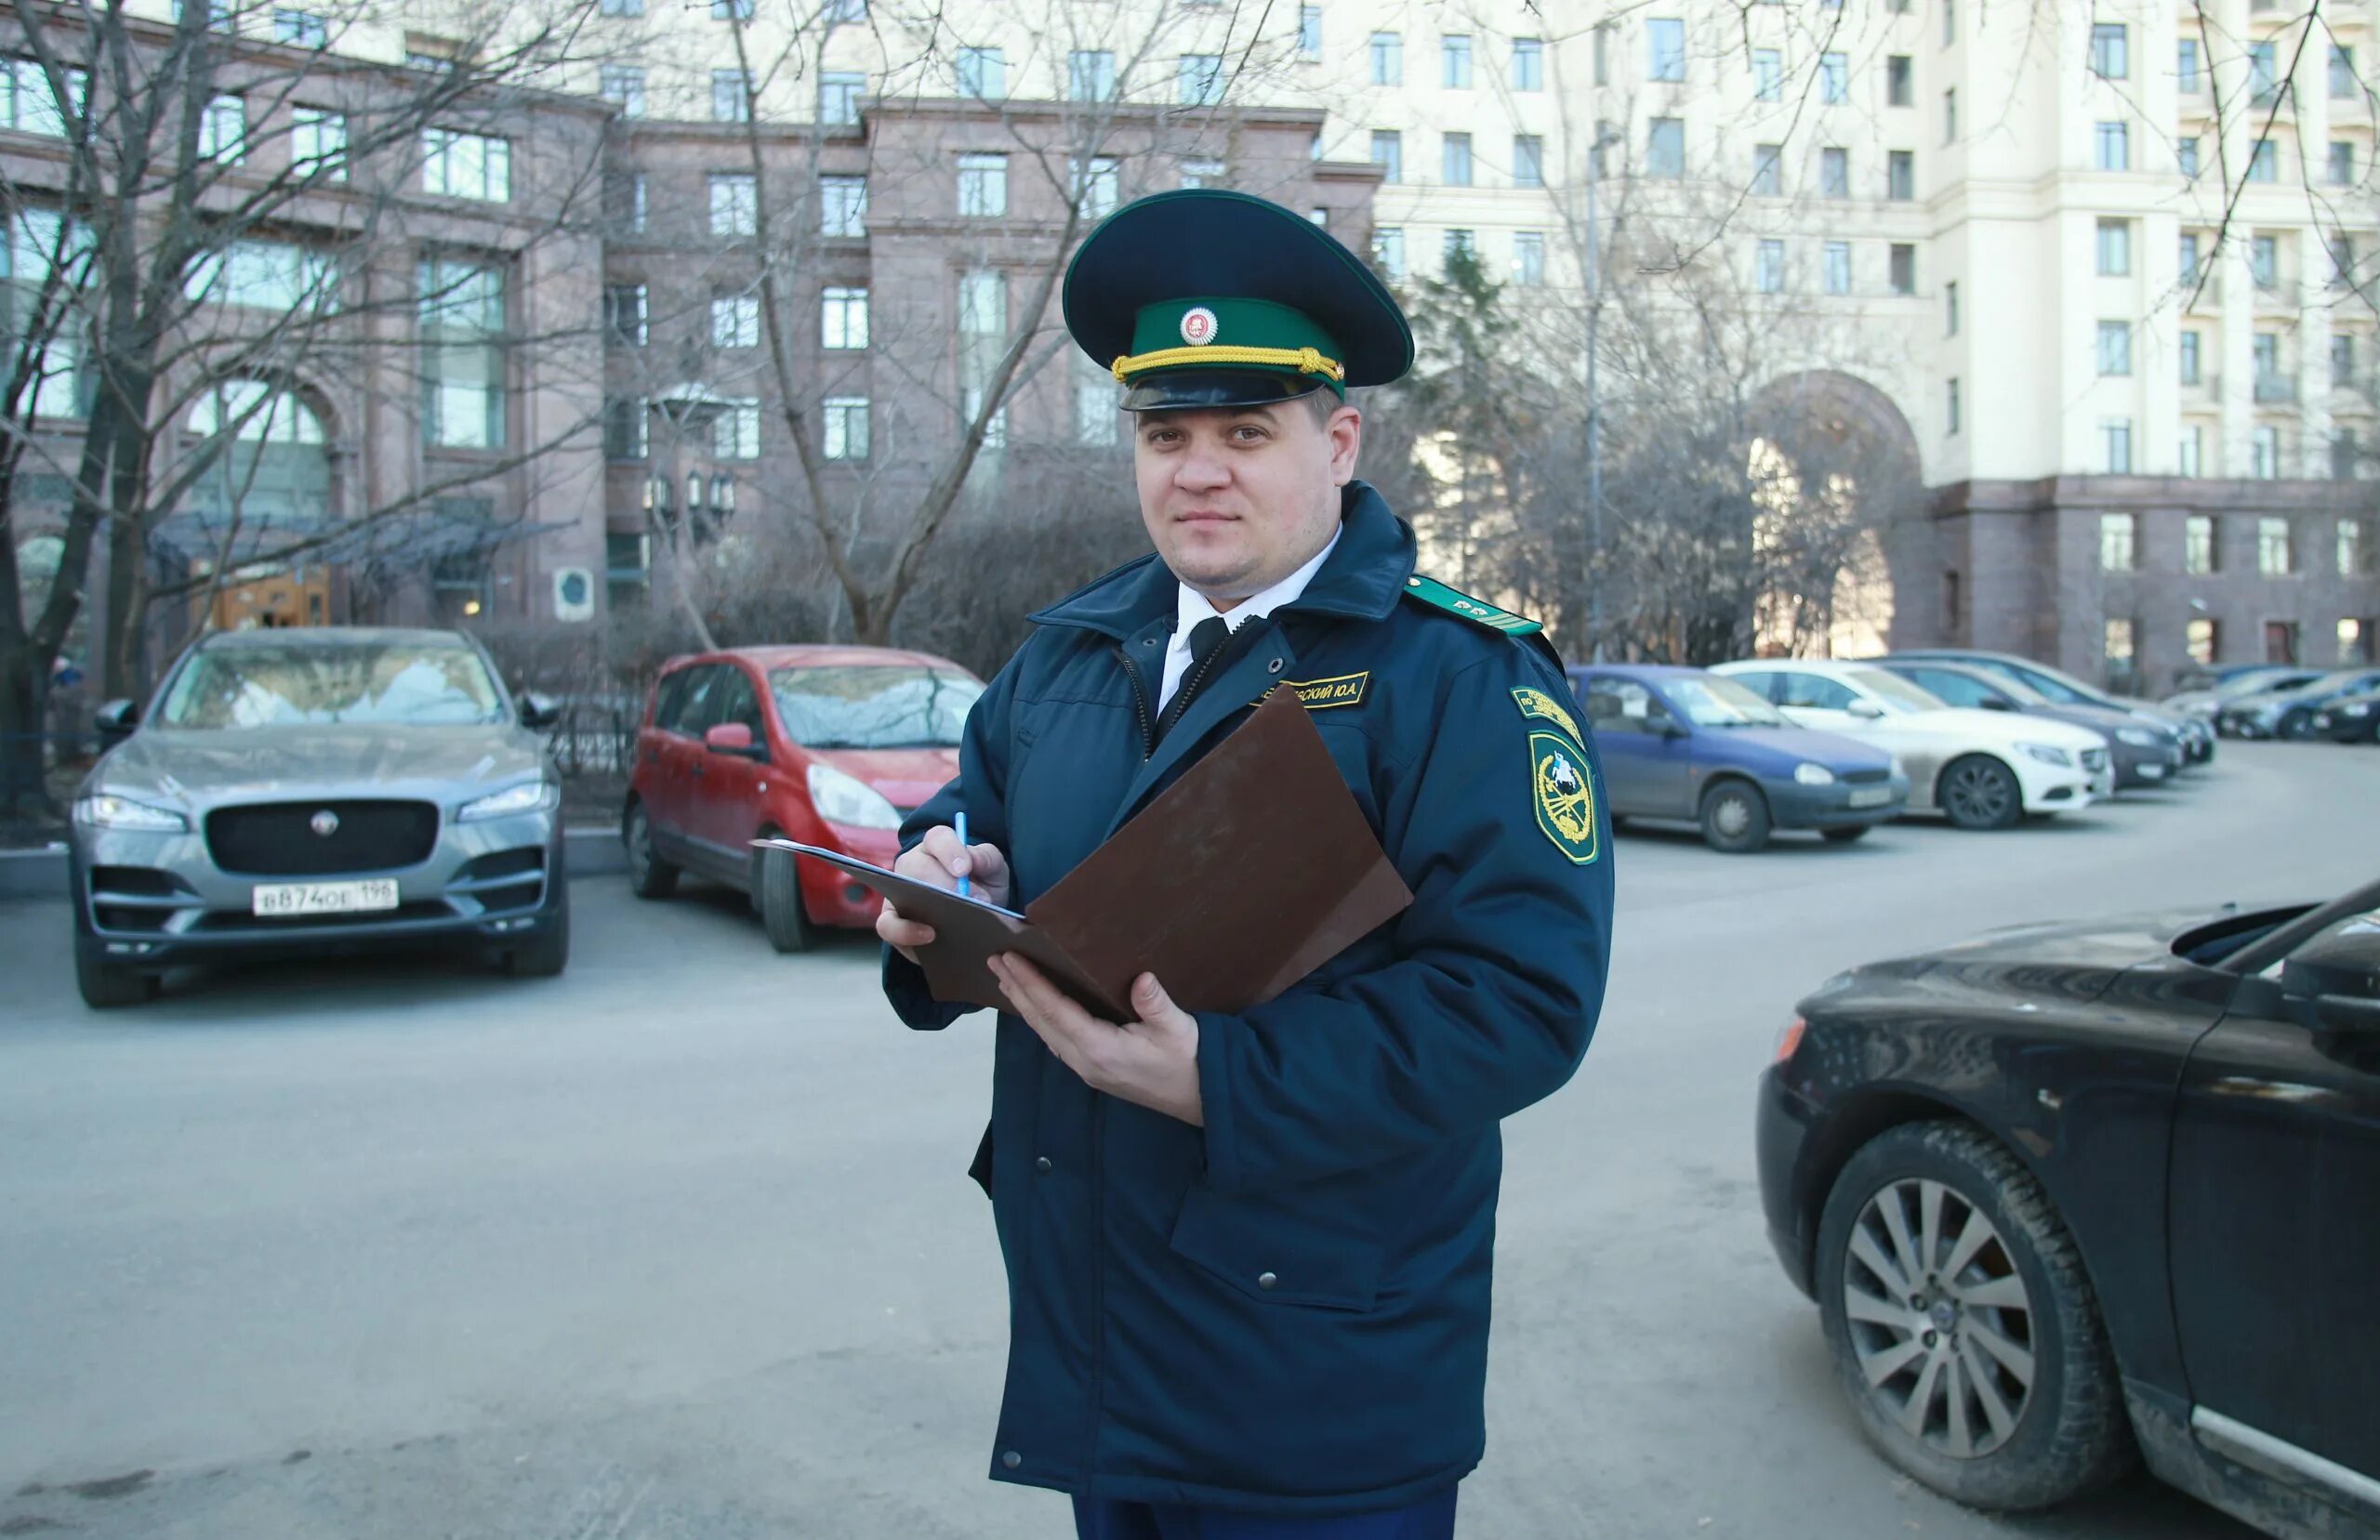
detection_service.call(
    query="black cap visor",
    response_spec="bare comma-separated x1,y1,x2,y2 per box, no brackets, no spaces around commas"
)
1120,368,1332,414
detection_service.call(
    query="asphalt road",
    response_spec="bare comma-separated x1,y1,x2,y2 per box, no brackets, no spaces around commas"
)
4,742,2372,1540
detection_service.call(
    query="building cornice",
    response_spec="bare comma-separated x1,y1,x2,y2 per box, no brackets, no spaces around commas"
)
1933,475,2376,516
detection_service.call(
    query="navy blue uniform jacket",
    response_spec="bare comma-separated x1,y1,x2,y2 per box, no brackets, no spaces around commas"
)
882,483,1614,1516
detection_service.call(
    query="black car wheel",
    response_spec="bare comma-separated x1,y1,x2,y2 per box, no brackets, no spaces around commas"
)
625,800,679,900
759,842,814,954
1820,825,1872,845
75,946,154,1009
2277,709,2319,742
1937,756,2021,831
1817,1122,2132,1512
1699,780,1772,853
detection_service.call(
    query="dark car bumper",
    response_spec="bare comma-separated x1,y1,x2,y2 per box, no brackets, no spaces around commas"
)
1756,1061,1822,1300
2109,738,2185,788
1763,774,1911,832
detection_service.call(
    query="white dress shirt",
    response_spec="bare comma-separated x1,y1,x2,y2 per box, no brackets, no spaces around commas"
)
1156,526,1343,713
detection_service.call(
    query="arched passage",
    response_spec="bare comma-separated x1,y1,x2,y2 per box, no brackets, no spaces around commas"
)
174,377,339,628
1745,370,1925,658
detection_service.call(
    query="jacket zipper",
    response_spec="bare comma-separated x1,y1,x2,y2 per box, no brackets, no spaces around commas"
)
1117,645,1157,757
1147,631,1235,755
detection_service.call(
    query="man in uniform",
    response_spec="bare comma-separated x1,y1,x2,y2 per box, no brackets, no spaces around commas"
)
876,190,1613,1539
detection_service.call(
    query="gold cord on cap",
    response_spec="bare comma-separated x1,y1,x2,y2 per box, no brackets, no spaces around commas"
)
1109,344,1347,385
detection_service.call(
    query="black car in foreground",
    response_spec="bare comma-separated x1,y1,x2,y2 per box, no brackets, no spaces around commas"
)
2311,689,2380,744
1757,881,2379,1536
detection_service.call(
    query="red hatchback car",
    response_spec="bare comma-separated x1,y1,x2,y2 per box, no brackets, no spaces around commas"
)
622,645,982,950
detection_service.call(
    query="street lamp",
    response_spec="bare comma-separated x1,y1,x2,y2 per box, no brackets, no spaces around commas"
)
1584,119,1622,663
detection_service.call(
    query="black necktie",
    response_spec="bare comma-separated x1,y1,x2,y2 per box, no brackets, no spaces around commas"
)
1156,616,1232,744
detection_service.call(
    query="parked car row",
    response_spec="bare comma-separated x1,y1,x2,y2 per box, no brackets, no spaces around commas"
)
1574,648,2205,853
2162,666,2380,743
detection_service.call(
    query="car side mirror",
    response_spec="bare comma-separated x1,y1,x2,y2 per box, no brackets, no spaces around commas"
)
518,691,561,730
703,722,765,759
1848,699,1886,718
94,698,138,738
1652,713,1687,740
1978,697,2015,711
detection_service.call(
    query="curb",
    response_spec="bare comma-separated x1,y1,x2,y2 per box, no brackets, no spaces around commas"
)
0,826,627,902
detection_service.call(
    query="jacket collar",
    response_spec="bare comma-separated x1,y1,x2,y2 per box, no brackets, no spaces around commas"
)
1028,480,1416,642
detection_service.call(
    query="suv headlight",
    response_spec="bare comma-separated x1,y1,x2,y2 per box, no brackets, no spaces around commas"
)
808,763,902,830
2347,702,2374,717
2016,742,2073,767
1792,762,1836,786
457,781,560,823
2116,728,2157,747
73,793,188,832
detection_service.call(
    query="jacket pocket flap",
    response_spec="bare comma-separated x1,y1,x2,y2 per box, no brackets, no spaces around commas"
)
1168,1186,1383,1310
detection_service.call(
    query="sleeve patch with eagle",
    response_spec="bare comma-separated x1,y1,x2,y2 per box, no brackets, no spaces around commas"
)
1527,730,1601,865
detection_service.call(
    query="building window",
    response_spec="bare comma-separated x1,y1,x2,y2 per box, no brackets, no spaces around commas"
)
2094,121,2128,172
1820,52,1848,104
2100,419,2133,473
1752,143,1782,196
1441,34,1472,89
1074,355,1118,447
199,95,246,163
1298,6,1321,61
815,397,868,460
2330,140,2355,186
710,0,750,18
1888,150,1913,200
712,69,751,123
2096,321,2133,376
2104,615,2136,674
2340,619,2371,664
955,46,1003,99
2343,518,2365,573
1443,132,1473,186
2096,218,2130,275
2249,138,2279,182
2334,333,2356,388
1647,117,1685,178
1648,18,1686,82
2179,426,2203,478
419,257,504,449
1889,244,1916,295
1071,156,1118,217
2249,41,2280,105
183,240,335,311
290,108,346,179
1753,47,1781,103
2180,330,2202,385
423,128,509,200
1513,36,1542,91
1887,55,1911,106
1947,376,1960,434
2337,432,2362,480
603,283,647,346
1593,24,1609,86
1514,134,1544,189
710,295,759,349
600,65,645,117
604,170,646,233
818,71,864,125
2259,515,2293,572
1945,280,1959,335
708,174,756,236
821,285,867,350
273,9,326,46
1369,131,1402,183
1180,158,1226,189
2186,617,2217,666
2178,39,2201,92
957,270,1007,447
2253,425,2281,478
1942,0,1955,46
1371,226,1405,281
604,396,647,460
2265,621,2300,664
1068,50,1116,99
2187,513,2217,573
2099,512,2137,570
2089,22,2127,80
1943,87,1957,144
1820,147,1849,197
2332,44,2356,99
1178,53,1225,105
2251,236,2279,289
1513,230,1545,286
2178,137,2200,178
1823,242,1852,296
1755,239,1784,294
821,175,866,237
1442,229,1476,267
1943,569,1962,630
2179,233,2202,286
712,400,760,460
945,153,1005,220
1368,32,1401,86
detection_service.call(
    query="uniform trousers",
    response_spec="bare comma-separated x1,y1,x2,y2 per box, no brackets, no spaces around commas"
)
1072,1486,1458,1540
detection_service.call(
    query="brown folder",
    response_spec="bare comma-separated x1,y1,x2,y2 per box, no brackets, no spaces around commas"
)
760,684,1412,1019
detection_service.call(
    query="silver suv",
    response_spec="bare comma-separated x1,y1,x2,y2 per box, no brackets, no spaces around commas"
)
69,627,567,1007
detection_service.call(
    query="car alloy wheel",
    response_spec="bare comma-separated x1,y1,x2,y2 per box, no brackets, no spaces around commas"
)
1698,780,1772,853
625,802,679,900
1842,1178,2035,1459
1938,756,2020,831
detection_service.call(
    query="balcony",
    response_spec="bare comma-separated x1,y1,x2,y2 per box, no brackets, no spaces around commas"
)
2254,375,2299,404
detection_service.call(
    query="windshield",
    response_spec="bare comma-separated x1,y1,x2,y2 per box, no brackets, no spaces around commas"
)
2000,662,2097,705
2213,668,2302,699
1667,675,1787,726
156,642,505,729
769,665,983,749
1850,669,1946,713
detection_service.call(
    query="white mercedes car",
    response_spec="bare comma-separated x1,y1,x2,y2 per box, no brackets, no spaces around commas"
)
1712,660,2110,830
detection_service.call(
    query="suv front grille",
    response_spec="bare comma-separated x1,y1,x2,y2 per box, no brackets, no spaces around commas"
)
205,800,441,876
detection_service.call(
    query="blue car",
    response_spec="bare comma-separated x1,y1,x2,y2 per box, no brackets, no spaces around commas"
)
1567,665,1911,852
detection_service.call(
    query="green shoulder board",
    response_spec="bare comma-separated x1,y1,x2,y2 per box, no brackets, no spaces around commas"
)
1401,574,1544,637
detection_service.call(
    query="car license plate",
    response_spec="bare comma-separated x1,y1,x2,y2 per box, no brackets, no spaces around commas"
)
2138,763,2166,780
251,879,401,917
1847,787,1894,809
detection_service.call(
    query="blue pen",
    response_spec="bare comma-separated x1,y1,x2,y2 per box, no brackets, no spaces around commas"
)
954,810,971,900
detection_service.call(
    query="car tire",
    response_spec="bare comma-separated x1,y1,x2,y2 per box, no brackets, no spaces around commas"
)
1699,780,1771,853
759,843,813,954
503,921,570,978
1820,825,1872,845
1937,756,2022,831
624,800,679,900
2277,709,2318,742
1816,1121,2134,1513
75,946,154,1009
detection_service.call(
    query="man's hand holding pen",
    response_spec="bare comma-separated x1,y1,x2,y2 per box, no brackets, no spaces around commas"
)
878,824,1012,961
